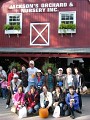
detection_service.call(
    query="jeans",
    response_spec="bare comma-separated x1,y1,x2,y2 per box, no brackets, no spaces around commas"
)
48,88,53,92
28,104,40,114
59,103,65,116
6,89,11,105
78,93,82,110
1,88,7,98
27,82,36,92
23,87,28,93
68,106,75,116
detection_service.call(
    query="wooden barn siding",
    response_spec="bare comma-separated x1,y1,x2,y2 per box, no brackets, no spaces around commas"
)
0,0,90,48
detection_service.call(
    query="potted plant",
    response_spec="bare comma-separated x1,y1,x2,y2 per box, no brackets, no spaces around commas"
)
9,61,21,71
4,24,11,30
42,61,57,74
58,23,76,34
13,24,21,30
4,24,22,35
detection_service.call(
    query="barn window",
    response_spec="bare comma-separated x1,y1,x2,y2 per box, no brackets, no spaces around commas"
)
4,13,22,37
58,11,76,35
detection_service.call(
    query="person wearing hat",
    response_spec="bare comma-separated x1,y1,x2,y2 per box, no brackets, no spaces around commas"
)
8,74,23,110
27,60,38,91
56,68,66,91
10,74,23,95
36,69,45,93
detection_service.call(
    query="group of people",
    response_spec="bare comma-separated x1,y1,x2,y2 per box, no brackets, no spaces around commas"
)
0,60,85,119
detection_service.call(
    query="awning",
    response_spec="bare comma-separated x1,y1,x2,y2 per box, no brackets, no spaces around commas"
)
0,47,90,53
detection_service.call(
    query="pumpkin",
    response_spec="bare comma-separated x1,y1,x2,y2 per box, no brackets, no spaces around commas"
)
39,108,49,118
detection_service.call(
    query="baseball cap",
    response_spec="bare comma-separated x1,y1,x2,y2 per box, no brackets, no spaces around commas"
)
29,60,34,65
37,69,41,73
58,68,63,71
57,81,63,87
13,74,19,79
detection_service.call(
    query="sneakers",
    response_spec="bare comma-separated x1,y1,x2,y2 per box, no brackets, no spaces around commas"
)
6,105,9,109
70,112,75,119
70,115,75,119
3,97,5,100
76,110,82,114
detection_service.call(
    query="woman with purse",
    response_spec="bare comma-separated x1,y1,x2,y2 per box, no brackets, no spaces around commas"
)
52,85,66,117
13,85,25,111
40,85,53,114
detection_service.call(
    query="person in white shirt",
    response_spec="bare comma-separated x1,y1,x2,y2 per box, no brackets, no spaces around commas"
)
0,66,7,80
0,66,7,98
64,67,77,92
40,85,52,113
27,60,38,92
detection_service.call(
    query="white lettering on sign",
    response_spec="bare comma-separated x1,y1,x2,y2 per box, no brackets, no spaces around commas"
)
41,3,67,7
69,2,74,7
21,8,46,13
8,2,75,13
47,8,58,12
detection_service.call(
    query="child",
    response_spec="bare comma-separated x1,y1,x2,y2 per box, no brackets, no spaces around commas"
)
66,86,82,119
0,76,7,99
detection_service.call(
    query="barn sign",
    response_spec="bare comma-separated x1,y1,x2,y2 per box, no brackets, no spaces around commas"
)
8,2,75,13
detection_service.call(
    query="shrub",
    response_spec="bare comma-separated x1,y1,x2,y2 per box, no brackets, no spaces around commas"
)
42,61,57,74
9,61,21,71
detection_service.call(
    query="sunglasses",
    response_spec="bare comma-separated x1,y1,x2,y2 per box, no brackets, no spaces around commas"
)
14,77,18,79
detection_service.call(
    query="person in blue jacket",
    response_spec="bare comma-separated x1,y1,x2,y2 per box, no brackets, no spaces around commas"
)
36,69,45,93
66,86,82,119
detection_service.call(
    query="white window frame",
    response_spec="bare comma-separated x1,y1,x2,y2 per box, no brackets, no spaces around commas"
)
5,13,22,35
58,11,76,34
30,23,50,46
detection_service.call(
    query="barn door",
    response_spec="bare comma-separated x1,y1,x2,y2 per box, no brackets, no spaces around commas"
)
30,23,50,46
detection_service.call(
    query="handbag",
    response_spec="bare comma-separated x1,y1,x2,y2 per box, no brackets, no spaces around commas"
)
82,86,88,93
11,105,16,113
18,106,27,118
53,106,60,118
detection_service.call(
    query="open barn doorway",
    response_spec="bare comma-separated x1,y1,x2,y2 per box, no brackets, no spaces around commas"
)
0,57,90,87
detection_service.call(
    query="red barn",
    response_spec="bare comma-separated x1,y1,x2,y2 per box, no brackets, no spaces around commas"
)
0,0,90,74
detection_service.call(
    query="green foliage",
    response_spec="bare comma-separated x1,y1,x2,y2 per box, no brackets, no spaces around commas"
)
4,24,11,30
13,24,21,30
4,24,21,30
59,23,76,30
9,61,21,71
42,61,57,74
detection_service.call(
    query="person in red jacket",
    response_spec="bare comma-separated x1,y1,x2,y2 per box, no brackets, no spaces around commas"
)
7,66,18,87
24,85,40,115
6,66,18,109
